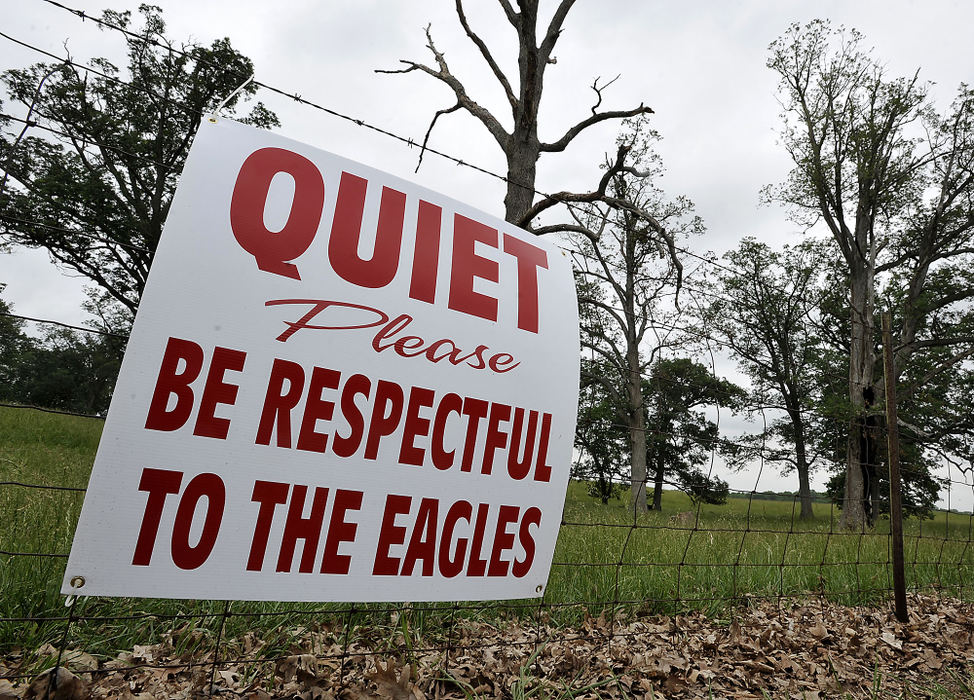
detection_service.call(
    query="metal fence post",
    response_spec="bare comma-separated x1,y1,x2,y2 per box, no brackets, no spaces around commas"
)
882,312,908,623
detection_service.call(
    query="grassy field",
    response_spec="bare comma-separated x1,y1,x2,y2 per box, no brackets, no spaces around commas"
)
2,405,973,658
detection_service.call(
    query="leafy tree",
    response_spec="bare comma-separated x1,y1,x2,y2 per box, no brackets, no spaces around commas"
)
704,238,825,519
572,121,701,514
643,357,744,509
810,253,951,521
0,284,26,398
763,245,950,522
767,20,974,528
0,5,278,333
10,328,121,414
574,359,628,504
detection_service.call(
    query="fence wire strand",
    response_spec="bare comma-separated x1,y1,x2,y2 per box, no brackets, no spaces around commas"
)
2,3,974,695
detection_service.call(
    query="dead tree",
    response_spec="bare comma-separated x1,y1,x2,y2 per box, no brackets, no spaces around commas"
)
382,3,690,516
378,0,655,229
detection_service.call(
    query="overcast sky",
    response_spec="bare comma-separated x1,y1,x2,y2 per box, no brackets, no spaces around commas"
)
3,0,973,506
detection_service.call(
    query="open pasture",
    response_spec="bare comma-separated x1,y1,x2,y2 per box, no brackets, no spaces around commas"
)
2,405,972,657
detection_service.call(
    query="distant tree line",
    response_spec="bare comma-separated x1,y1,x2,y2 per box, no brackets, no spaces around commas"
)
0,285,121,414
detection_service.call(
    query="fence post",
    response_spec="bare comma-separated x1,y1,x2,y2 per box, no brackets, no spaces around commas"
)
882,312,908,623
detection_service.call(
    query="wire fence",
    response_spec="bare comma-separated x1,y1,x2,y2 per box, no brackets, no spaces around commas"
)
3,376,974,696
3,3,974,697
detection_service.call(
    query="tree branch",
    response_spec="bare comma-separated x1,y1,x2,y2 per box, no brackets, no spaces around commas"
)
540,103,654,153
538,0,576,65
495,0,519,27
518,143,630,226
530,222,594,236
455,0,516,112
900,345,974,399
580,338,625,378
376,25,511,156
414,102,462,172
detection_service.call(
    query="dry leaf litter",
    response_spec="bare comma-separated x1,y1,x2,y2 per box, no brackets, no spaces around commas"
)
1,594,971,699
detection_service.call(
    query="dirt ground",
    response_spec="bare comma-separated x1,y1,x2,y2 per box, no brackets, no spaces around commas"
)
2,594,972,699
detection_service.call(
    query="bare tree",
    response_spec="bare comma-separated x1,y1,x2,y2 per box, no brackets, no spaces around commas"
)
382,3,696,516
572,122,700,514
378,0,654,229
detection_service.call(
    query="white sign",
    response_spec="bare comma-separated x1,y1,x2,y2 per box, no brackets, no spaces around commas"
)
62,117,579,602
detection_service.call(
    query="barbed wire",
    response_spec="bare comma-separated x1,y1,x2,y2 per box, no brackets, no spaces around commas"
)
2,4,973,695
11,5,974,335
0,11,755,293
0,480,86,492
1,335,971,492
0,111,173,173
6,14,962,362
0,311,125,339
3,362,972,501
0,401,105,420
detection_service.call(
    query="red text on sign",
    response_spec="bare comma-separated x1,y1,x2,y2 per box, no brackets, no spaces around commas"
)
372,495,541,578
254,354,554,483
265,299,520,373
246,481,364,574
144,338,246,439
229,150,549,332
132,468,226,569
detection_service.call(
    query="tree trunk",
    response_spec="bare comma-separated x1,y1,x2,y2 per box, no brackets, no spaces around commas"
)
505,0,542,227
839,259,875,529
652,452,664,511
504,138,540,225
627,342,648,515
790,408,814,520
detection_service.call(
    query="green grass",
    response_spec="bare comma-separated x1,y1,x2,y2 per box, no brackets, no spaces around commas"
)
553,483,974,615
2,405,974,659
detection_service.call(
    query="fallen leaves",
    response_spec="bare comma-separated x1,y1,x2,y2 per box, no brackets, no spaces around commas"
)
1,593,971,698
881,630,903,651
368,658,425,700
22,668,86,700
808,621,829,640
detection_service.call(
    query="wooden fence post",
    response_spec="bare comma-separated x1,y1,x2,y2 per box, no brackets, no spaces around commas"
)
882,312,908,623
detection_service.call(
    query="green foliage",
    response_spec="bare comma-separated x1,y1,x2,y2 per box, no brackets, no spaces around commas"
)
574,360,627,504
8,329,121,415
0,284,24,397
809,247,955,521
766,19,974,527
643,357,744,506
703,238,830,518
0,4,278,332
824,464,942,522
0,287,121,414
